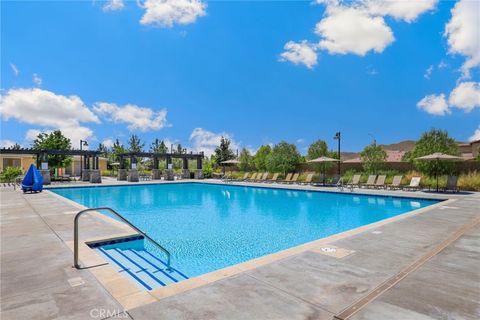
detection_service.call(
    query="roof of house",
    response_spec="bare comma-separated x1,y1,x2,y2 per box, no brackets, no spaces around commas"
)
343,150,406,163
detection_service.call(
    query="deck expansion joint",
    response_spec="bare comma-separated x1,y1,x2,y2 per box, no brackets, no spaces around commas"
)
333,216,480,320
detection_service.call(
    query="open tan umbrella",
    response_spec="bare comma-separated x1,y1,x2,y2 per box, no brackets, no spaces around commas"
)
220,159,241,164
415,152,463,191
308,156,340,185
220,159,240,175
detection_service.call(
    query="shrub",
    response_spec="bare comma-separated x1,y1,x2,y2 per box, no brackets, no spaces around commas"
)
202,159,214,178
0,167,23,182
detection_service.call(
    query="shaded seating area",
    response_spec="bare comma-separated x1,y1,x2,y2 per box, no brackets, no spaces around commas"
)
0,147,103,185
116,151,205,182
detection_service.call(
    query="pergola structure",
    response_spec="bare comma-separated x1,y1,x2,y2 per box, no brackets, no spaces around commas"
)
117,151,204,182
0,147,103,184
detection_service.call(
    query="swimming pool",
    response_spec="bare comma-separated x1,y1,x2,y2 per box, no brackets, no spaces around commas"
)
52,183,439,280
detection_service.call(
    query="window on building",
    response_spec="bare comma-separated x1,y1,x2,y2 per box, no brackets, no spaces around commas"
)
3,158,21,168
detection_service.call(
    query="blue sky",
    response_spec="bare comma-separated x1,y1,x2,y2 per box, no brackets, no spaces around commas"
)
1,0,479,154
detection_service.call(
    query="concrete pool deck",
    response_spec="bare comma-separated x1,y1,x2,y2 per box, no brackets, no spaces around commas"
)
1,179,479,319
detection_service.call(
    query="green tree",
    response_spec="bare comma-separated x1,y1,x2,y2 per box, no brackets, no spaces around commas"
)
360,143,387,174
266,141,301,174
32,130,72,169
403,128,460,176
253,145,271,171
213,137,235,164
97,143,112,163
10,143,21,150
202,158,214,178
127,134,144,153
97,143,109,154
112,139,127,162
307,139,328,159
150,139,168,153
176,143,183,154
239,148,252,171
307,139,330,172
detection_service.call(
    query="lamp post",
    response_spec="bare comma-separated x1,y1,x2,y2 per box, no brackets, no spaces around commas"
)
79,140,88,178
333,132,341,175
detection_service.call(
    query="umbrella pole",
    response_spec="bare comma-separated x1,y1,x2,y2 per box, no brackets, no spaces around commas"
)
436,159,439,192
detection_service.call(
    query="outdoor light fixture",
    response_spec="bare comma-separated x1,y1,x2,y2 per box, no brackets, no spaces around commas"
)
333,132,341,175
80,140,88,177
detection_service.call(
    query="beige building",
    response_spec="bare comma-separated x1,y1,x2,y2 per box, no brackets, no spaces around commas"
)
0,154,107,176
458,140,480,160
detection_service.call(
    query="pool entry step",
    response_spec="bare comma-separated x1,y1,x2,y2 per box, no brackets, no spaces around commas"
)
89,236,188,290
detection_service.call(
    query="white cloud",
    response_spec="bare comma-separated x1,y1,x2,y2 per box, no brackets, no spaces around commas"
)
315,5,394,56
438,60,448,69
102,138,115,148
424,65,434,79
280,41,318,69
189,128,239,157
0,88,99,128
283,0,436,66
103,0,125,12
25,129,47,141
138,0,206,28
364,0,437,23
469,126,480,142
366,65,378,75
449,82,480,112
33,73,42,87
417,94,449,115
10,63,19,76
0,88,99,143
93,102,168,132
444,0,480,78
0,140,15,148
296,138,305,144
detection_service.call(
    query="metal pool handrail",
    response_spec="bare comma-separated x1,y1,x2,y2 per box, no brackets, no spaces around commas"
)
73,207,171,270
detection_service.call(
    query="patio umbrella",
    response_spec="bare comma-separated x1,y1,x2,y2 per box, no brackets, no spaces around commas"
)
220,159,241,165
220,159,240,174
415,152,463,192
308,156,340,185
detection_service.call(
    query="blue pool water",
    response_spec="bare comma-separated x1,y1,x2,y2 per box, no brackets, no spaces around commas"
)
52,183,439,279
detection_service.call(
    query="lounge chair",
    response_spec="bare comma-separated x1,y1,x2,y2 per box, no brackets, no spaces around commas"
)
239,172,249,181
345,174,362,191
315,173,326,186
280,173,293,183
362,175,377,188
374,175,386,189
268,173,279,183
388,175,403,190
403,177,421,191
257,172,269,182
247,172,258,181
346,175,361,189
288,173,300,184
302,173,314,185
444,176,459,193
330,174,341,186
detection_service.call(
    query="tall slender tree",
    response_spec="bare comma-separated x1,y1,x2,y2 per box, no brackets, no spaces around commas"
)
150,139,168,153
213,137,235,164
127,134,144,153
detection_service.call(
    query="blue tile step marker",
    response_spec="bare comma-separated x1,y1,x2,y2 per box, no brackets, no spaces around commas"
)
94,241,188,291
